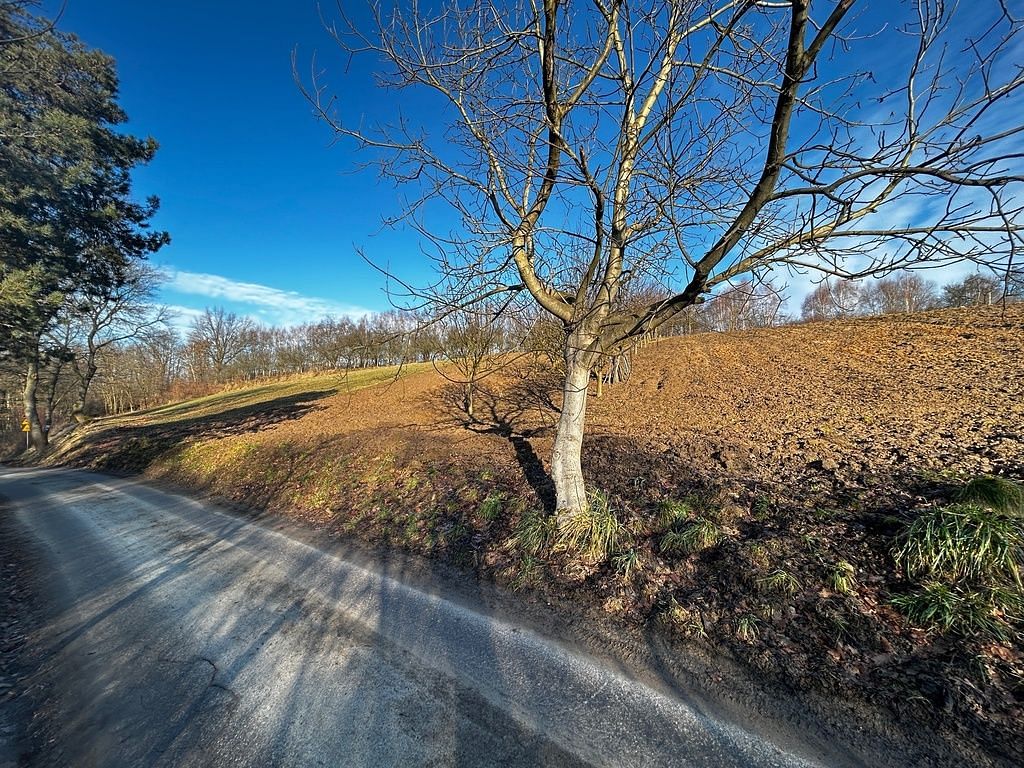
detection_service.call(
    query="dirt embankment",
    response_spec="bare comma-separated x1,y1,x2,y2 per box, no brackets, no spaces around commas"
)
41,304,1024,766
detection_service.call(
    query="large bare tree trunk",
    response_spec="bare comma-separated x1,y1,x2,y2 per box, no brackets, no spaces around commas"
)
71,360,98,424
23,359,47,451
552,337,595,518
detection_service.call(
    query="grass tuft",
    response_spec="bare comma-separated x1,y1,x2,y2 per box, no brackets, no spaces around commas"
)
510,508,557,555
612,549,642,579
895,503,1023,586
657,499,693,529
479,492,504,522
556,490,626,561
660,516,722,555
955,475,1024,517
751,494,773,520
509,554,544,590
758,568,801,597
890,582,1021,639
892,497,1024,639
744,541,771,570
660,598,707,639
737,614,761,642
828,561,857,595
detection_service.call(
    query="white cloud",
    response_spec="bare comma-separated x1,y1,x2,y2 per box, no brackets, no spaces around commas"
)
164,304,209,334
161,269,374,328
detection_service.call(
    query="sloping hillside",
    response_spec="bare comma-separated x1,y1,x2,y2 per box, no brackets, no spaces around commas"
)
46,304,1024,766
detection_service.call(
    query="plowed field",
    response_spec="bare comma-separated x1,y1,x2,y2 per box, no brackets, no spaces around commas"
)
46,303,1024,766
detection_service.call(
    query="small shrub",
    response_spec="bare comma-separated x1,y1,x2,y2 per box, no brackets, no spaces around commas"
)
758,568,801,597
828,561,857,595
956,475,1024,517
556,490,625,561
895,503,1023,586
660,516,722,555
479,492,504,522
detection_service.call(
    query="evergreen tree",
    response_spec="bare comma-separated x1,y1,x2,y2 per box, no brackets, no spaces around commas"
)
0,1,168,448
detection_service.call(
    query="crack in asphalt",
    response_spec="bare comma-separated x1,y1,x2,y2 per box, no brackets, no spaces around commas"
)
154,654,241,707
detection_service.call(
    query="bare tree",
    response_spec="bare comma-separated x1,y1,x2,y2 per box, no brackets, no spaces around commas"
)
186,307,256,383
800,279,861,321
434,304,513,420
1009,269,1024,299
305,0,1024,518
37,322,75,433
704,280,787,331
54,265,168,422
940,272,1003,307
131,329,182,398
859,273,938,315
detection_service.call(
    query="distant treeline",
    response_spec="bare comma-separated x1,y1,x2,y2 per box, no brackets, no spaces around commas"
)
1,271,1019,440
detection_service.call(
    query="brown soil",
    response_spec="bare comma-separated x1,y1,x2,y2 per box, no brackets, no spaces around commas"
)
42,303,1024,766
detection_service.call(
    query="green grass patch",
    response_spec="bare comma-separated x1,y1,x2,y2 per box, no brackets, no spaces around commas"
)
126,364,428,427
509,554,544,590
891,582,1021,639
955,475,1024,517
828,561,857,595
758,568,801,597
660,516,722,555
737,614,761,642
612,549,642,579
657,499,693,529
510,508,557,555
895,503,1022,586
660,598,707,639
892,486,1024,639
479,492,504,522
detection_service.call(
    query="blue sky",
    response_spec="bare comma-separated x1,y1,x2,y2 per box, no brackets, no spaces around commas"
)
45,0,433,328
44,1,1009,331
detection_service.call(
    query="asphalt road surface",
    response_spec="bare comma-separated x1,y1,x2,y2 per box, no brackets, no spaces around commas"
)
0,466,837,767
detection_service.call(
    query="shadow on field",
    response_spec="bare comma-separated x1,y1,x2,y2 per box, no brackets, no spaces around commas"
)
430,371,563,509
58,389,334,474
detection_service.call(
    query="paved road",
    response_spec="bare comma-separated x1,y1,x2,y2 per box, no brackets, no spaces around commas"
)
0,466,829,768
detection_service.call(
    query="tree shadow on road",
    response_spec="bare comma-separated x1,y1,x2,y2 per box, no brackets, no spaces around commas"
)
23,471,588,766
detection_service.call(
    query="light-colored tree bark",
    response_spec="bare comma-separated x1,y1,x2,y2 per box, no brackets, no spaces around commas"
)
304,0,1024,518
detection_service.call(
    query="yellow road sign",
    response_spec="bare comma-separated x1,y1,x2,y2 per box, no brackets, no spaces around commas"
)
21,420,30,432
